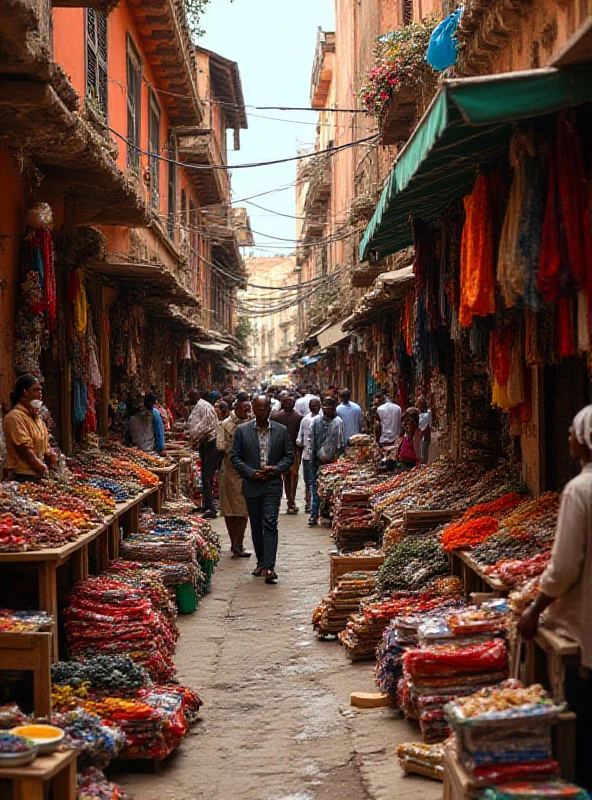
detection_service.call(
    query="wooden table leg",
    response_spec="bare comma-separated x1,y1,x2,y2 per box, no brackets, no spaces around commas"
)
52,752,77,799
108,521,119,560
71,548,85,584
38,563,59,662
97,529,109,573
13,778,44,800
34,632,52,717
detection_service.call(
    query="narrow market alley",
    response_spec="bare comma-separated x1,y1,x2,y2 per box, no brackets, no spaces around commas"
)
116,495,441,800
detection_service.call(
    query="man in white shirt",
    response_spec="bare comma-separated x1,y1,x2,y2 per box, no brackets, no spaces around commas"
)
296,398,322,513
336,388,364,445
374,391,401,446
188,391,220,519
295,387,321,417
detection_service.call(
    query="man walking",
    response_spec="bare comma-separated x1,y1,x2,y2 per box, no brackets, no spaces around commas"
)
308,396,344,527
230,395,294,584
296,397,322,514
295,386,320,416
188,390,219,519
374,391,402,447
271,391,303,514
336,388,364,446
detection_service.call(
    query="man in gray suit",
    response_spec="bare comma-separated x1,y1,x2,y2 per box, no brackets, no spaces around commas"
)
230,395,294,584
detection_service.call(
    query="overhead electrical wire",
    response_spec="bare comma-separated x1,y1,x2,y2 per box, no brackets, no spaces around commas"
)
109,127,379,170
140,76,369,113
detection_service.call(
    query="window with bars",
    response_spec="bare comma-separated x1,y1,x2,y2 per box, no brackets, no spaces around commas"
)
86,9,108,118
148,92,160,210
126,38,141,173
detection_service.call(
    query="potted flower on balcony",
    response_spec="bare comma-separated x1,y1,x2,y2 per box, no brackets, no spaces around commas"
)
359,19,439,145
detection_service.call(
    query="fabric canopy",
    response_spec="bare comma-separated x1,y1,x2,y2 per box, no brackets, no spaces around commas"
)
194,341,229,353
360,66,592,261
317,321,349,350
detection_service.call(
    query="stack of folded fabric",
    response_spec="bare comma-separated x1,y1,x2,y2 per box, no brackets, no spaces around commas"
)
312,571,377,638
396,741,445,781
403,639,510,743
340,579,464,662
63,577,178,682
444,682,567,789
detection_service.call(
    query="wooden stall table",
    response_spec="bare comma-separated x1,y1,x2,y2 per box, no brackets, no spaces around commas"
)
524,625,580,703
451,551,510,597
150,464,179,502
0,486,157,661
443,713,577,799
0,632,52,716
141,483,162,514
0,750,77,800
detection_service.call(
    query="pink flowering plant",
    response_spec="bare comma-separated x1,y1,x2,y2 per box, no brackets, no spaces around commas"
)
359,19,438,119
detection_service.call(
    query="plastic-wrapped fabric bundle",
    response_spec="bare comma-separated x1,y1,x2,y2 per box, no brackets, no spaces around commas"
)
404,638,508,679
397,741,444,780
480,781,591,800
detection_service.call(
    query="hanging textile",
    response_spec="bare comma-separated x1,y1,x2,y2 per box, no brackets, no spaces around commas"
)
497,133,542,308
538,155,561,303
68,269,88,338
459,174,495,327
72,377,88,424
524,310,543,366
491,331,524,410
557,295,575,359
578,290,589,353
86,317,103,389
556,111,591,291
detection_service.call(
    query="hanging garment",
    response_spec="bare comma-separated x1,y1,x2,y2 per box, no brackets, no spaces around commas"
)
459,174,495,327
497,133,538,307
557,295,575,359
538,155,561,303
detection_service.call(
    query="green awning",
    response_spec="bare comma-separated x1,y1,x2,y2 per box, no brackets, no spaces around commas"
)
360,67,592,262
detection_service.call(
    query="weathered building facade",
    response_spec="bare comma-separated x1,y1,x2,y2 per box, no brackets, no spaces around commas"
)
0,0,249,447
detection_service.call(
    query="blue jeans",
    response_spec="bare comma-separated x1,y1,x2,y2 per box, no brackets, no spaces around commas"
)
302,459,314,488
310,465,320,520
245,485,282,570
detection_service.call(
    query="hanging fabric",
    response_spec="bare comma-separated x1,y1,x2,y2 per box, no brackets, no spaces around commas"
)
557,295,575,359
497,133,541,308
538,155,561,303
68,269,88,338
459,174,495,327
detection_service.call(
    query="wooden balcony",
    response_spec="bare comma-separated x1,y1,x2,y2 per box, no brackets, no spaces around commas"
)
177,127,229,206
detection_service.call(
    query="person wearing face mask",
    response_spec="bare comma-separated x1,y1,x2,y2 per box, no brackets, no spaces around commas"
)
3,375,56,482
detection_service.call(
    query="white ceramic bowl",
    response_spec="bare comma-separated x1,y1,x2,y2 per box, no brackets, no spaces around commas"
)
10,726,64,755
0,747,38,767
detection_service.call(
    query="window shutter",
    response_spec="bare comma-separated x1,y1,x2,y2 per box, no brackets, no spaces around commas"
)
86,9,108,118
86,10,97,100
97,12,108,117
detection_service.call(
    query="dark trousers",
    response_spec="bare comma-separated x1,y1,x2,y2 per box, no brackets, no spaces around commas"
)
565,665,592,791
199,437,218,512
245,484,282,570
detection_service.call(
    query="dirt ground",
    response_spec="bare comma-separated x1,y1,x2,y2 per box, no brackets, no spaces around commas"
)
115,492,442,800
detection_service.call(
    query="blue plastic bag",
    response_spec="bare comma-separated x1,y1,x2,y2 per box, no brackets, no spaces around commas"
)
426,7,463,71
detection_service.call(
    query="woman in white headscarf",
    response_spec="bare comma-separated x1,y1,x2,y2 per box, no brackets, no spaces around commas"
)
519,404,592,790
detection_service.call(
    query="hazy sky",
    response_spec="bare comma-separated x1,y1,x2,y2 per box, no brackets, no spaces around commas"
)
200,0,334,253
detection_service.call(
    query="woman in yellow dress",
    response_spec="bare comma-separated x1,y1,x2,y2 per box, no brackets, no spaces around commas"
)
216,392,252,556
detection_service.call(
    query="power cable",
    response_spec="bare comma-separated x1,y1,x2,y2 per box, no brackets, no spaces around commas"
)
109,127,379,170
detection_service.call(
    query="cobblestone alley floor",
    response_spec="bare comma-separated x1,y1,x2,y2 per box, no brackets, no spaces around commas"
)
115,494,442,800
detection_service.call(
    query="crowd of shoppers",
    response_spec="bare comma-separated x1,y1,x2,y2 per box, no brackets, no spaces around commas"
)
149,383,435,585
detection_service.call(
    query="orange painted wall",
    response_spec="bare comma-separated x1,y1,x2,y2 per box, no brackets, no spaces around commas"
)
0,147,26,409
